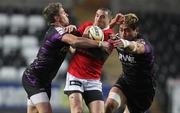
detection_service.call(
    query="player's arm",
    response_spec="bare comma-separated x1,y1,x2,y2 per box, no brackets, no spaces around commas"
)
112,39,149,54
61,33,109,49
109,13,124,28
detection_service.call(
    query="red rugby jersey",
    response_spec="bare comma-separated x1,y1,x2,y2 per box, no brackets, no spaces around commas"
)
68,21,114,80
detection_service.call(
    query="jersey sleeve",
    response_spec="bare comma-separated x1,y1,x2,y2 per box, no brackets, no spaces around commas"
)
144,41,153,54
137,38,153,54
53,27,67,41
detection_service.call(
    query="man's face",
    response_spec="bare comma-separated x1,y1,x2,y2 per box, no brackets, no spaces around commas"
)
94,9,110,29
119,24,137,40
58,8,69,26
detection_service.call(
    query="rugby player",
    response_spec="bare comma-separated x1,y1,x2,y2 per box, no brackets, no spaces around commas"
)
105,13,156,113
64,8,114,113
22,3,110,113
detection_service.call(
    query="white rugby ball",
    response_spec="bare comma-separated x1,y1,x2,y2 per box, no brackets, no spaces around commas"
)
88,26,104,41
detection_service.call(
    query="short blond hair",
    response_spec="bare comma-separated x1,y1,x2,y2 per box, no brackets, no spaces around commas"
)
43,2,62,24
124,13,139,30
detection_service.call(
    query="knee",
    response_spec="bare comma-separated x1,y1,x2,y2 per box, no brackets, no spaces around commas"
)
105,99,118,112
71,106,83,113
105,99,118,113
28,106,38,113
74,109,83,113
32,108,38,113
76,107,83,113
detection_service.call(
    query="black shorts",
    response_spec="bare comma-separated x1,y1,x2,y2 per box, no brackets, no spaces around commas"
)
22,74,51,99
65,90,103,105
114,75,155,113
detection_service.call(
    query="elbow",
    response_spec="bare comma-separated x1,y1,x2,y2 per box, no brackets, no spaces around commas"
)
70,41,77,48
68,36,80,48
70,39,82,48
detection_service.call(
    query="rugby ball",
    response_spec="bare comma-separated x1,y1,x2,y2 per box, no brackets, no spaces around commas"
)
88,26,104,41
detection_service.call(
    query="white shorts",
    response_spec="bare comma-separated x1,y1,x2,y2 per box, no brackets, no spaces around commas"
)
64,72,102,93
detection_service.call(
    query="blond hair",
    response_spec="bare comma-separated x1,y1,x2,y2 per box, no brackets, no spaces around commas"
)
124,13,139,30
43,2,62,25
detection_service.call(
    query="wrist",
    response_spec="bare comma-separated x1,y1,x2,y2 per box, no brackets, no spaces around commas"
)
120,39,130,48
120,40,138,52
132,41,137,52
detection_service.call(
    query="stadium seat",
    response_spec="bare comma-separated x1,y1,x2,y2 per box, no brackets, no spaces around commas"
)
0,42,2,66
0,66,18,81
0,13,9,35
21,35,39,48
0,36,2,51
0,13,9,27
174,41,180,53
16,67,26,82
18,67,26,77
21,46,39,64
2,35,20,55
9,14,27,34
168,63,177,76
27,15,45,34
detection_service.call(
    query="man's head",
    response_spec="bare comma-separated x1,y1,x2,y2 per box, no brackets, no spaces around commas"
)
93,8,112,29
119,13,139,40
43,2,69,26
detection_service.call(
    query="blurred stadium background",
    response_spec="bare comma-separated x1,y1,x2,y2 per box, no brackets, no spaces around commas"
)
0,0,179,113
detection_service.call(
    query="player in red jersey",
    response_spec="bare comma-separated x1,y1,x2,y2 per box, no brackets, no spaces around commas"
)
64,8,114,113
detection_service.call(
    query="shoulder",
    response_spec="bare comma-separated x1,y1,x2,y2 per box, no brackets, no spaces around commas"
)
136,35,153,54
83,21,93,26
49,26,67,41
54,27,66,35
78,21,93,34
79,21,93,28
136,34,150,45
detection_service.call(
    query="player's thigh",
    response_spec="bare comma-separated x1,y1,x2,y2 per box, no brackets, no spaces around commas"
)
27,99,38,113
22,74,51,99
69,92,83,110
83,90,103,106
83,90,103,113
27,105,38,113
127,92,154,113
30,92,51,113
35,102,52,113
27,97,52,113
106,86,127,107
88,100,104,113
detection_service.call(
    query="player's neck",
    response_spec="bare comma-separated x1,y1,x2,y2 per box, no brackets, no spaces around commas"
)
50,22,64,27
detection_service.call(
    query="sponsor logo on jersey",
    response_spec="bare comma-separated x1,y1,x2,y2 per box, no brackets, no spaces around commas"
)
119,53,136,63
55,27,65,35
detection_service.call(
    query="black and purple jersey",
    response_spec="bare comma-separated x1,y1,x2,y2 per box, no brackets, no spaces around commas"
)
116,35,155,86
23,26,69,85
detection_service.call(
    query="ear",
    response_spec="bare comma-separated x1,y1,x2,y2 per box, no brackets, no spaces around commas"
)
134,29,138,37
135,27,139,33
54,15,59,22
